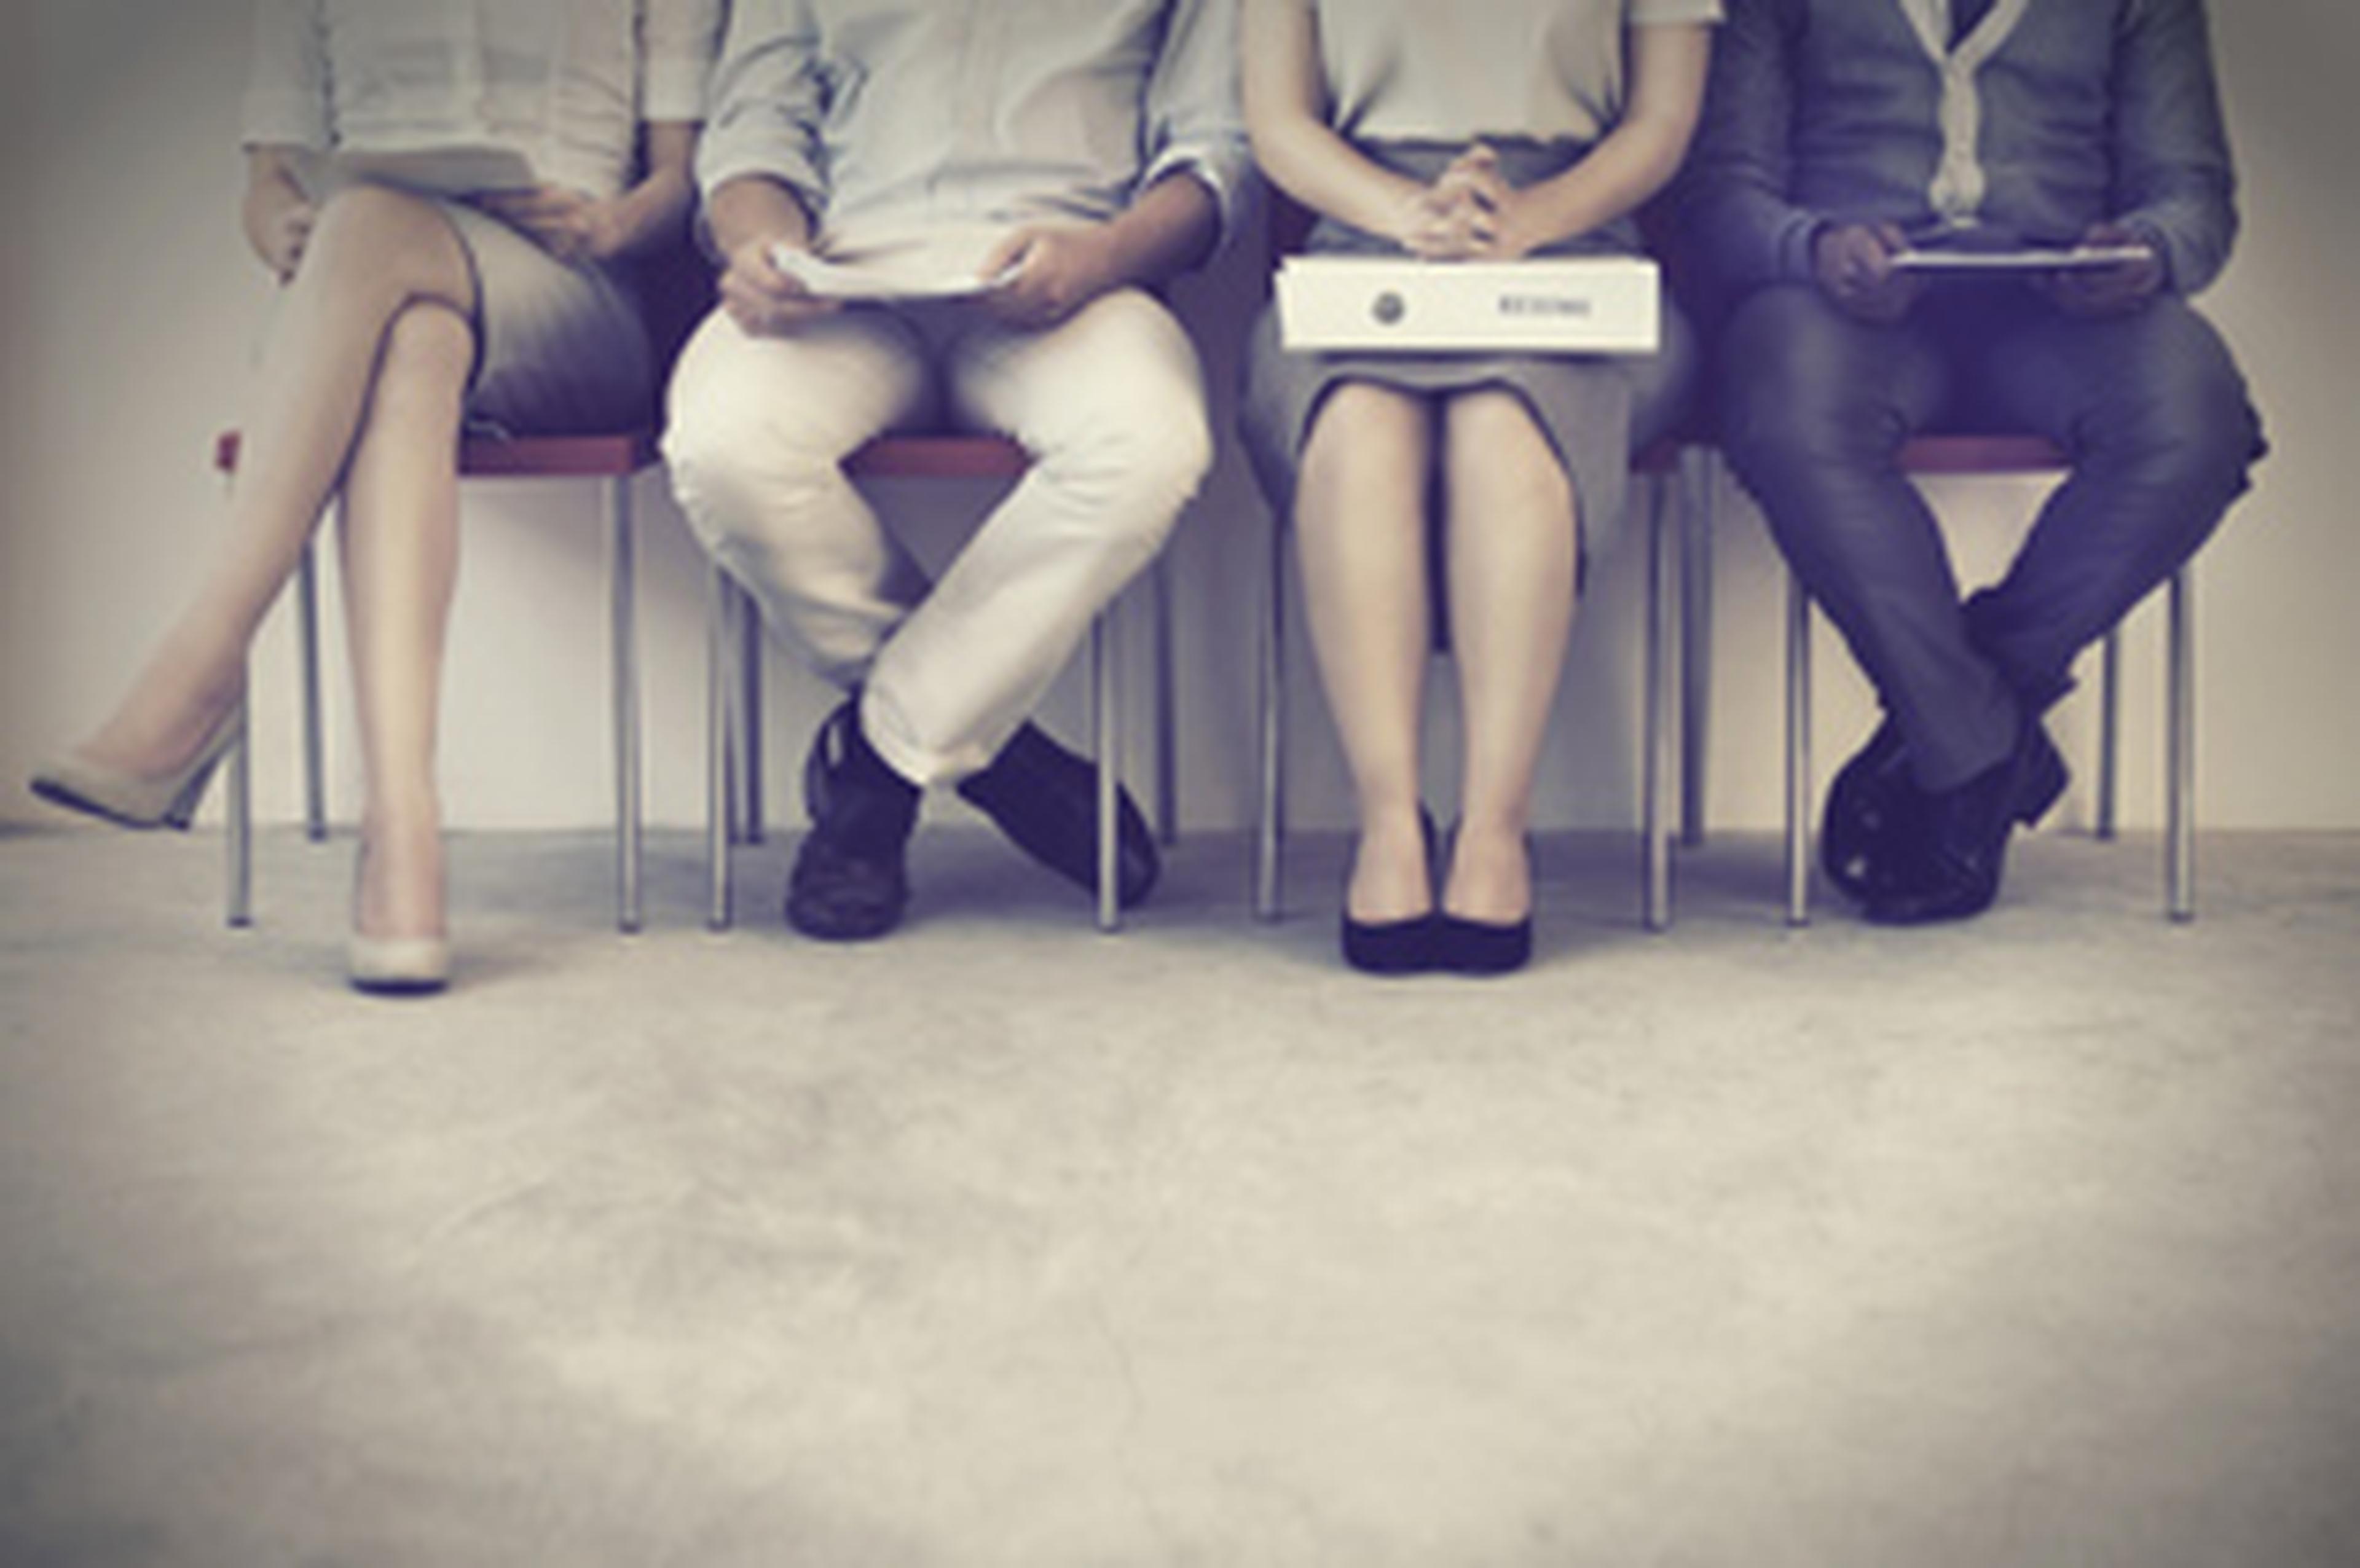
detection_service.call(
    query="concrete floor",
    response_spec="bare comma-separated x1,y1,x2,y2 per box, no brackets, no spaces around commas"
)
2,822,2357,1567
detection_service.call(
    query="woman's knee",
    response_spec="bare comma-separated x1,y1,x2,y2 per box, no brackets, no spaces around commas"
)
364,303,475,427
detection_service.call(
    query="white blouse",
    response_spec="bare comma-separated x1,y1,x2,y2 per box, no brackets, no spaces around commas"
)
242,0,723,200
1315,0,1723,148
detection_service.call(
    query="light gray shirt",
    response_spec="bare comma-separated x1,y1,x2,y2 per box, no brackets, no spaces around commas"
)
1314,0,1724,149
697,0,1250,256
242,0,723,201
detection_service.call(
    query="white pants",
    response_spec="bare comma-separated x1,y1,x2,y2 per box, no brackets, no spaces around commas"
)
664,288,1212,785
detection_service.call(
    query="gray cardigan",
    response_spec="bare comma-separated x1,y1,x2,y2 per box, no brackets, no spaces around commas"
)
1680,0,2238,296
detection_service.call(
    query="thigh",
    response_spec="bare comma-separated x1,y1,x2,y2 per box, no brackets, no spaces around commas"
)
444,202,651,435
1961,293,2257,454
666,304,936,465
943,289,1208,454
1718,284,1949,449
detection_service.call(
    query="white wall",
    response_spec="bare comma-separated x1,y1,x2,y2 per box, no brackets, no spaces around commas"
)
4,0,2356,843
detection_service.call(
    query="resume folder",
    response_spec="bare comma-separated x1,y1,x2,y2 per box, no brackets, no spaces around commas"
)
1276,256,1660,355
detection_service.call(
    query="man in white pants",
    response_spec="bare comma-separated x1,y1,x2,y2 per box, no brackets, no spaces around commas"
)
666,0,1246,940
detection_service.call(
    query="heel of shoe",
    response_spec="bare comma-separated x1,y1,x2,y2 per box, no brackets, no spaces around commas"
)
348,935,451,995
2016,730,2069,828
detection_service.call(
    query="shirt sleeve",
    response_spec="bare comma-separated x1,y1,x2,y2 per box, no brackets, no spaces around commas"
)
1138,0,1254,253
640,0,723,124
694,0,829,216
240,0,331,150
1673,0,1825,292
2110,0,2238,295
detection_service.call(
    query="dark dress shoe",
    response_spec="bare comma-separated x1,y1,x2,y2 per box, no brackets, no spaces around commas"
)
787,699,920,941
1866,717,2067,927
1822,716,1917,904
956,721,1158,907
1342,911,1440,975
1339,806,1442,975
1433,912,1534,976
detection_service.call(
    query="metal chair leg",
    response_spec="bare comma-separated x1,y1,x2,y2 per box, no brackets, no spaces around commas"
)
706,565,736,931
739,590,765,845
1092,607,1122,933
1678,446,1716,849
1254,515,1287,922
1643,474,1674,933
2167,568,2195,923
2096,624,2122,842
296,541,328,842
226,691,253,929
1785,572,1813,927
607,476,643,934
1152,555,1179,847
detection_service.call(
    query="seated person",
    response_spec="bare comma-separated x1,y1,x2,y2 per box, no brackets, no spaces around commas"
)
663,0,1248,942
1680,0,2265,923
1238,0,1718,974
33,0,722,992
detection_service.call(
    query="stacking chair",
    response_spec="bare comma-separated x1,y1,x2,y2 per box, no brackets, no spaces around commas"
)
213,428,658,933
1677,436,2195,923
703,431,1178,935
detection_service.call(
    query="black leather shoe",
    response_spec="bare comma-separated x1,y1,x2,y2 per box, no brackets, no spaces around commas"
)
1340,808,1441,975
1865,717,2067,927
786,699,919,941
1432,912,1533,976
1821,716,1916,904
1342,912,1440,975
956,721,1158,907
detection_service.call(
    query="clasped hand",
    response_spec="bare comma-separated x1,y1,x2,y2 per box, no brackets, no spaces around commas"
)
1393,143,1540,262
473,185,629,265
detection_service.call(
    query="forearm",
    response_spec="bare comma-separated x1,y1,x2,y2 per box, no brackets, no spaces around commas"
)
1505,25,1710,253
600,122,701,262
707,173,815,261
1099,171,1221,289
1240,0,1424,243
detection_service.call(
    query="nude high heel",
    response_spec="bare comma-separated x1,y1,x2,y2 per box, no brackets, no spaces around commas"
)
30,700,246,830
347,830,450,995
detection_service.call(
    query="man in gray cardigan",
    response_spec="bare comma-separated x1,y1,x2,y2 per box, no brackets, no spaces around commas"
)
1682,0,2264,923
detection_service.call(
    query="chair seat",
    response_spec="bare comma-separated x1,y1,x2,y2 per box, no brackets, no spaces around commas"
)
216,428,657,479
844,433,1030,480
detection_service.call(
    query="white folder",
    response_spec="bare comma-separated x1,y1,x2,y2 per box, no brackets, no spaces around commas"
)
1276,255,1660,355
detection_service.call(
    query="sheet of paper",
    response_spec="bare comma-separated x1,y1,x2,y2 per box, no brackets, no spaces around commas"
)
1890,245,2154,275
292,146,540,200
771,243,1016,301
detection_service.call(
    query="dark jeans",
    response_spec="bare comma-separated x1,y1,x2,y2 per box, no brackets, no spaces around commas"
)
1717,283,2264,791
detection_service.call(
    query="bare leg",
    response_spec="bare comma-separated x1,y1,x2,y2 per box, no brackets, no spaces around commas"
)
72,188,475,778
1294,383,1435,923
338,303,473,943
1439,390,1579,925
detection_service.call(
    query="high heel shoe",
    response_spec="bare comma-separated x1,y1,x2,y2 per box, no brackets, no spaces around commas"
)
347,934,451,996
30,700,245,831
1340,807,1440,976
1434,828,1535,976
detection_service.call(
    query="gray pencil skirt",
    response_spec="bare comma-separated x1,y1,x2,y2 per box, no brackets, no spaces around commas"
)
1238,141,1697,568
439,200,654,436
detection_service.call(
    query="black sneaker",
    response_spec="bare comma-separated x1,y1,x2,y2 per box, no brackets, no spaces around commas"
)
956,721,1158,907
786,699,920,941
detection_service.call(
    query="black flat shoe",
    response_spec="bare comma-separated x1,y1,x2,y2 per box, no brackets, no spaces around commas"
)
1433,912,1533,976
956,721,1158,907
787,698,920,941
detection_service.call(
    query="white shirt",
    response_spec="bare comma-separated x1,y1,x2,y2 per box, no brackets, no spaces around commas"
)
242,0,723,200
697,0,1249,257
